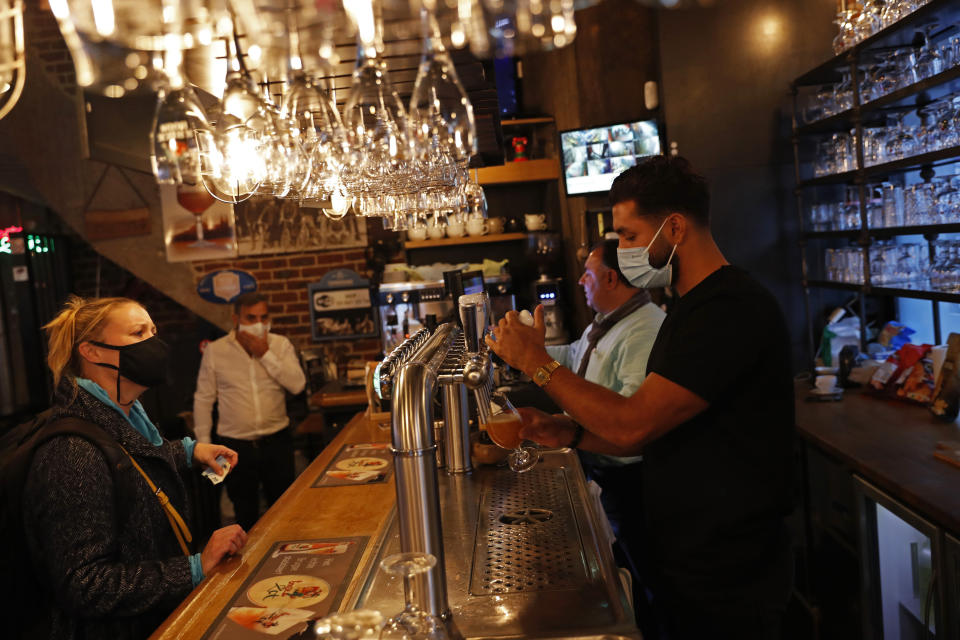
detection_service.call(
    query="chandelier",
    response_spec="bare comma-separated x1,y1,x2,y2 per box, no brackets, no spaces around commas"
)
0,0,24,121
45,0,588,229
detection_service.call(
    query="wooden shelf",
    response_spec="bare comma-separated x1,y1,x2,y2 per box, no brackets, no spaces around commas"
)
501,117,555,127
476,158,560,185
404,232,528,249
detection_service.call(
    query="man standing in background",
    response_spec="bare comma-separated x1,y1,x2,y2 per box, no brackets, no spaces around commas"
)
193,292,306,531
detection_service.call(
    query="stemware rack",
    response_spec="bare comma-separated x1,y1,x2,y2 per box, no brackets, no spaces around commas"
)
791,0,960,358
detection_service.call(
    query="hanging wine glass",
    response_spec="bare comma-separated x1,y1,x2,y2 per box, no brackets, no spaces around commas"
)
48,0,225,97
378,552,450,640
150,48,211,186
409,7,476,167
483,391,539,473
342,0,412,209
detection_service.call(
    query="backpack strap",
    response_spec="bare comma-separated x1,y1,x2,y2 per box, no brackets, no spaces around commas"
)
34,417,193,557
116,443,193,556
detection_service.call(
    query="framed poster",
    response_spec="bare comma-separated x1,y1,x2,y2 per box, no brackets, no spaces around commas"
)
234,197,367,256
308,269,378,342
160,185,238,262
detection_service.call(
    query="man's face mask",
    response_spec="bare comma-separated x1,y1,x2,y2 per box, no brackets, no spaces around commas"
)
88,335,171,404
238,322,270,338
616,217,678,289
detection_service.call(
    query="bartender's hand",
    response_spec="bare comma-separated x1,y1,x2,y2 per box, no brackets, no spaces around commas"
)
485,305,553,376
201,525,248,574
236,330,269,358
518,407,578,448
193,442,238,474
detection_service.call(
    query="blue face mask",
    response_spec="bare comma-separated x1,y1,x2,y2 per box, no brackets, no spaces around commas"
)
616,218,678,289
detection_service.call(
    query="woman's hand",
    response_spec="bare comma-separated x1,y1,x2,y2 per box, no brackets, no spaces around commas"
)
517,407,578,448
201,525,248,575
193,442,238,475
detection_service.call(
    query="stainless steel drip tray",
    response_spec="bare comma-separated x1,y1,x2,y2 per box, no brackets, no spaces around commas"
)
353,449,641,640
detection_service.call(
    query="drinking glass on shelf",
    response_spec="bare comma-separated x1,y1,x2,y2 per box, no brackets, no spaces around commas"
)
483,391,539,473
834,70,854,112
882,182,905,228
378,553,449,640
916,25,944,81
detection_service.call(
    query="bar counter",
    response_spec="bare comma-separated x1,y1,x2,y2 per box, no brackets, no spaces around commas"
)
151,411,394,639
795,380,960,535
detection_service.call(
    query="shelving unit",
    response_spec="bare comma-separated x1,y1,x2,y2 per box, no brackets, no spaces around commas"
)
403,232,527,249
475,158,560,185
791,0,960,358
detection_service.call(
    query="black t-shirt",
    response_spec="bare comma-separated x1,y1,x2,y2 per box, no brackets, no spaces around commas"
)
638,265,795,611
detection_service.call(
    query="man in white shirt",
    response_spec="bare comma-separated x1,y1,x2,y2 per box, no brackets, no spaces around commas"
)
193,293,306,530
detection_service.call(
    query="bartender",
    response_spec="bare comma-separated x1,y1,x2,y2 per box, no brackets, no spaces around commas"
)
486,156,795,640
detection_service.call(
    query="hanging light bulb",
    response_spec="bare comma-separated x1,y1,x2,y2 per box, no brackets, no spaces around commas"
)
0,0,24,121
409,6,477,167
197,36,266,203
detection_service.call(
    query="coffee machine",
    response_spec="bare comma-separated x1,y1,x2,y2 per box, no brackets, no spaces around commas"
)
525,232,568,345
375,272,515,354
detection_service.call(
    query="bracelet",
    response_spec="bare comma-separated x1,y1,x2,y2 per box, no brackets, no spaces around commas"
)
568,424,585,449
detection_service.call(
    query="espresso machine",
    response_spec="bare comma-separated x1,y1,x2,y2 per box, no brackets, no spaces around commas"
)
525,232,568,345
376,272,514,354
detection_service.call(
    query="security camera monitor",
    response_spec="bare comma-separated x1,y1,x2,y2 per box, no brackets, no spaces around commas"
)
559,119,662,196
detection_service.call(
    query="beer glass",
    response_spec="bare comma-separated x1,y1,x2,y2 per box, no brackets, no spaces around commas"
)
483,392,539,473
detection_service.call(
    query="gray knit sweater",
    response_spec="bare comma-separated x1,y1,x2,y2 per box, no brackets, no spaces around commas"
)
23,379,195,640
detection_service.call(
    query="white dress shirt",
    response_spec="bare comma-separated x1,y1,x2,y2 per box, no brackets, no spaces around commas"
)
193,330,307,443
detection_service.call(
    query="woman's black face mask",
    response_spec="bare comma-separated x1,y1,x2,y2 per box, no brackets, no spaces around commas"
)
88,335,170,404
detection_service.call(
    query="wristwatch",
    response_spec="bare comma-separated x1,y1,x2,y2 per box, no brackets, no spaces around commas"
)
532,359,562,387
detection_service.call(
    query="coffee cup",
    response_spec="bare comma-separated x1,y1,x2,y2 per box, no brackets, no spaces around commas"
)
427,224,445,239
487,217,505,234
407,227,427,241
524,213,547,231
814,375,837,392
466,219,488,236
446,221,466,237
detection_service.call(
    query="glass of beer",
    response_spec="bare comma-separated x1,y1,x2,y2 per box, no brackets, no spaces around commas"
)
483,392,539,473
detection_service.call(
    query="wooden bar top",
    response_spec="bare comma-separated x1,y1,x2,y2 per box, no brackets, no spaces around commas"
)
795,380,960,535
151,411,393,639
309,381,369,409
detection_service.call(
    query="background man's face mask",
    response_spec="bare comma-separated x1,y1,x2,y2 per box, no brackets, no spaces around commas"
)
238,322,270,338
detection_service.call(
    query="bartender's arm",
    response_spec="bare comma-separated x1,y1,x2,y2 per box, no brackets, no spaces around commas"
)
487,306,708,455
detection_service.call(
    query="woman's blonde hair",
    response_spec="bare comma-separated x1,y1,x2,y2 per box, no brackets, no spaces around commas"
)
43,295,141,387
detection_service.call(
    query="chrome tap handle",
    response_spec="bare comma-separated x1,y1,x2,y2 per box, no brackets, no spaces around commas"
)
458,293,488,353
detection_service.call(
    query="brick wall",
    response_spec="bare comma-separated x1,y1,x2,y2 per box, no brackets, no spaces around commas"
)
26,3,77,96
190,247,383,363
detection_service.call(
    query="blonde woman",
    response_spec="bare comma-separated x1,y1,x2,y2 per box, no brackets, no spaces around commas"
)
22,296,248,640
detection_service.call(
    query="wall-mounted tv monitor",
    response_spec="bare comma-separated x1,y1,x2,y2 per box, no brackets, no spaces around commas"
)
559,119,663,196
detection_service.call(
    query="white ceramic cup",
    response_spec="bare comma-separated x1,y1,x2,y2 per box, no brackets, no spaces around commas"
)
466,219,488,236
815,374,837,391
407,227,427,241
446,221,466,237
524,213,547,231
487,217,505,234
427,224,445,239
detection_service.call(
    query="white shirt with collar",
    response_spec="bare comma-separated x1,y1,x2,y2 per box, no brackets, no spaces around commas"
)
193,330,307,443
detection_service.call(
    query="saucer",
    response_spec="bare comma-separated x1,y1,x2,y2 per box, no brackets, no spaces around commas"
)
810,386,843,396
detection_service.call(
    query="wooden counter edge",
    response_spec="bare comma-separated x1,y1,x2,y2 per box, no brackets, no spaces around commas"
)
150,411,395,639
